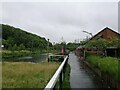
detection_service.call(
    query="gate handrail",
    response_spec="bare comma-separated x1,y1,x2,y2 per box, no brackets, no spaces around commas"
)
44,56,68,89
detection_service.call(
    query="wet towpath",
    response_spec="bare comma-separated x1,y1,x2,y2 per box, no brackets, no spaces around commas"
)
68,53,97,89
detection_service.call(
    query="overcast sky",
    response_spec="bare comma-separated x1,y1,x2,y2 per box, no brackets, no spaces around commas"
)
1,1,119,43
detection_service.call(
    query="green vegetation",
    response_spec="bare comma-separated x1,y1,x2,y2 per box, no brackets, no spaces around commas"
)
52,43,63,51
85,38,108,49
66,43,80,51
48,50,60,54
2,24,52,51
2,50,43,60
86,54,119,81
2,24,61,60
85,38,120,49
62,64,71,89
54,64,71,89
2,62,60,88
84,38,120,57
53,42,80,52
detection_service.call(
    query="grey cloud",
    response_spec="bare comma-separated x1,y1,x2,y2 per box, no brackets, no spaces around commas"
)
2,2,118,43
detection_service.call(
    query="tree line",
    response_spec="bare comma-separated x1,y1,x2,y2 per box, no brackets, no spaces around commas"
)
85,38,120,49
2,24,52,51
1,24,80,52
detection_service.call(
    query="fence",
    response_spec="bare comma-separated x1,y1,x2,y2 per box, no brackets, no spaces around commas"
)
44,55,68,90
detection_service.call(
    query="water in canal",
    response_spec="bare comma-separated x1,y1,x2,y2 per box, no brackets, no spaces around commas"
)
3,53,47,63
68,53,103,89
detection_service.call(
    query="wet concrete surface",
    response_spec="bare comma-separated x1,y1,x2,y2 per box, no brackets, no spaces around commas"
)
68,53,97,88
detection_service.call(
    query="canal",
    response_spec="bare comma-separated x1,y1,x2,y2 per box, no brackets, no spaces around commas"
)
3,53,48,63
68,53,100,89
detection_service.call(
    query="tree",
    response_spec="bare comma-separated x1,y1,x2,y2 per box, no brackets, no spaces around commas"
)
2,24,48,51
12,44,18,51
109,38,120,48
66,42,80,51
19,44,25,50
85,38,109,50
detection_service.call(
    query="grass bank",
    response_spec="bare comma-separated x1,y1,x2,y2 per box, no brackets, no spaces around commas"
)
86,54,119,81
62,64,71,89
2,50,43,60
2,62,60,88
48,50,60,54
54,63,71,89
2,50,60,60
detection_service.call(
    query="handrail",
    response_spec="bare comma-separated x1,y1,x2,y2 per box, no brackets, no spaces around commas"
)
44,56,68,90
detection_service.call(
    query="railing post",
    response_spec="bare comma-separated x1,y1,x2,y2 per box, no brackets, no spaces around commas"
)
59,71,62,90
63,66,65,80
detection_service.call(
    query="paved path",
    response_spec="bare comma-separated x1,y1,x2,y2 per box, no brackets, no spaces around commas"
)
68,53,97,88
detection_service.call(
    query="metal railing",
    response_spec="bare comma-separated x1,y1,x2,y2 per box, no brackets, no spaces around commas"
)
44,55,68,90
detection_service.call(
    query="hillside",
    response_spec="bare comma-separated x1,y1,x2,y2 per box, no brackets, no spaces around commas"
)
2,24,51,51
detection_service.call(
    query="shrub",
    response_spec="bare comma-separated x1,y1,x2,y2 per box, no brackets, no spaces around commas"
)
86,54,119,81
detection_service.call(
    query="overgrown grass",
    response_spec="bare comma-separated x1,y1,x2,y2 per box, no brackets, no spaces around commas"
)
2,50,60,60
62,64,71,89
86,54,119,81
54,63,71,89
48,50,60,54
2,50,34,60
2,50,42,60
2,62,60,88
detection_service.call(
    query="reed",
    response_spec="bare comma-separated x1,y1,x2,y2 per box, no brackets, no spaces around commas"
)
86,55,119,81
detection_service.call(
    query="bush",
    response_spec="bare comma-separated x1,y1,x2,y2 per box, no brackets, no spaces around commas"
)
86,54,119,81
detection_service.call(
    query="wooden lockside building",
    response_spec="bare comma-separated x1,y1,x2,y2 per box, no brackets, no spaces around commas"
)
90,27,120,41
88,27,120,57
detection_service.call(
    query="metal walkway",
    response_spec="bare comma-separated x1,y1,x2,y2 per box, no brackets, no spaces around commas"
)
68,53,97,88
